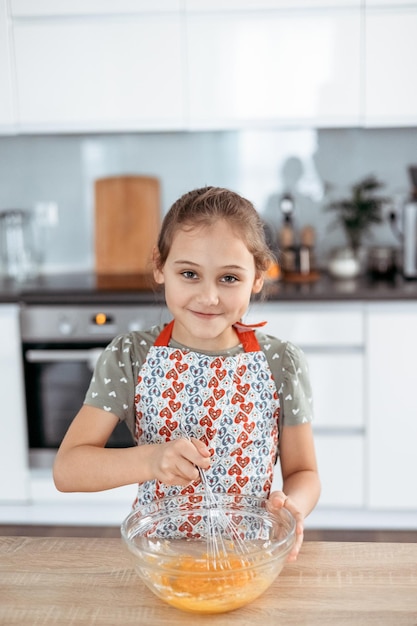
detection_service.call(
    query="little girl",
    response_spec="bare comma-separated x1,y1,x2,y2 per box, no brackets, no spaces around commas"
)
54,186,320,560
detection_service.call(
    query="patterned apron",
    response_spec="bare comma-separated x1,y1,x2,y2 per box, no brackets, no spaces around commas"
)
133,320,280,525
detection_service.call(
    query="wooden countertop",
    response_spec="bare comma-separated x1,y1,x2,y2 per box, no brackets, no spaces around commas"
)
1,538,416,625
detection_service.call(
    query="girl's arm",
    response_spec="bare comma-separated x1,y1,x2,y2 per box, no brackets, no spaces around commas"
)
53,404,210,493
267,422,320,561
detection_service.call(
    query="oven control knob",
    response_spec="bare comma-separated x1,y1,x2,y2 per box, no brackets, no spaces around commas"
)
58,317,75,336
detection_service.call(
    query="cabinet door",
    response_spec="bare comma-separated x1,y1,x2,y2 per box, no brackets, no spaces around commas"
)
0,305,29,502
273,434,364,507
307,351,364,429
186,8,361,128
11,0,181,16
249,303,365,507
186,0,361,9
365,7,417,126
314,434,364,507
246,305,365,428
13,15,185,132
367,305,417,510
0,0,15,129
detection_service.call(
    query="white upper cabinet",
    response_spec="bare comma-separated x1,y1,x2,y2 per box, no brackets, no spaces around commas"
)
3,0,417,132
0,0,15,130
11,0,182,16
12,7,185,132
185,7,362,129
185,1,361,10
365,0,417,5
364,5,417,126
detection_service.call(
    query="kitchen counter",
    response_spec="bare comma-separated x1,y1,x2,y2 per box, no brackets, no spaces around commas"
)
1,537,416,625
1,270,417,304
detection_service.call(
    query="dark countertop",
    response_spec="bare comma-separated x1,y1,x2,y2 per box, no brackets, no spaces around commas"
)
1,270,417,305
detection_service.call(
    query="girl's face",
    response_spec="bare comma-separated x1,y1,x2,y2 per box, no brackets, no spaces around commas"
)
154,219,264,351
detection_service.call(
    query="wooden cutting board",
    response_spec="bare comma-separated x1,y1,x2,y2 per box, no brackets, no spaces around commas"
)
95,175,161,275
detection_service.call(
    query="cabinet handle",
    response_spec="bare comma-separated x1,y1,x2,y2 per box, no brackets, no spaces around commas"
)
25,348,103,369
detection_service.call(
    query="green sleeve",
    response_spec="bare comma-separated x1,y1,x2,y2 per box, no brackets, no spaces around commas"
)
83,326,161,437
257,331,314,427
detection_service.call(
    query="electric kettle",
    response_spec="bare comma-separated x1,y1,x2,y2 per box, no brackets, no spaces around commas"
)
0,209,38,281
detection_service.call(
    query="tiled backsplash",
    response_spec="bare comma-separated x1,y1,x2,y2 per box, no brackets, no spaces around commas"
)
0,127,416,272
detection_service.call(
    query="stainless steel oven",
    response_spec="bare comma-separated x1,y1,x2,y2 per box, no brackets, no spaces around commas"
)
20,303,169,467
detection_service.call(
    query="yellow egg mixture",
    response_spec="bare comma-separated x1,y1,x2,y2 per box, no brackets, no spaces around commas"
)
151,554,272,613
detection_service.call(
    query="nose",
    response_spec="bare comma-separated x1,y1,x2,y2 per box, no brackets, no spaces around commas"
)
196,280,220,307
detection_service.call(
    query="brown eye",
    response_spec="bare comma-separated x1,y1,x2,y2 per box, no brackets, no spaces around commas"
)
221,275,238,283
181,271,198,279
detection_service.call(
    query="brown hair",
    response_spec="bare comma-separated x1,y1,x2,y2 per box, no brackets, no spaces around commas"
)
155,186,275,274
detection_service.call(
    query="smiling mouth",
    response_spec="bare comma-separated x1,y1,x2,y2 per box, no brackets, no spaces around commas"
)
191,310,221,319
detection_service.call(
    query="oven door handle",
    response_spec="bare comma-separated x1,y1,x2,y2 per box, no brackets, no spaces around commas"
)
25,348,104,370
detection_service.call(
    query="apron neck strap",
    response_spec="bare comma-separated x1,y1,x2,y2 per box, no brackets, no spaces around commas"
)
154,319,262,352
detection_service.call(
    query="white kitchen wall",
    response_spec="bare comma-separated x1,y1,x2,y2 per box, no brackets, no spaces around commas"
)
0,126,415,272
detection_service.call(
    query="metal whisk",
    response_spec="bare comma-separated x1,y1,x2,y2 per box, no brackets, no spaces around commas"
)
180,426,248,569
197,466,249,570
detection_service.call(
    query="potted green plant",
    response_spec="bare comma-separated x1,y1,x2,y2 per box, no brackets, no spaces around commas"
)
324,175,390,278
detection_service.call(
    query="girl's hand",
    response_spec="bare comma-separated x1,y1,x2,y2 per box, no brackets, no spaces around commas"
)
266,490,304,562
148,437,211,486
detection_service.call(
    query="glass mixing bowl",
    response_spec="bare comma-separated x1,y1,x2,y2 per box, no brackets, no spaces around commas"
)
121,494,296,614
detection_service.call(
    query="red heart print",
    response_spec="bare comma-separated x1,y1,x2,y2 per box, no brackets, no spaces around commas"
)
231,447,242,457
175,362,188,373
213,388,225,400
237,456,250,468
242,440,251,449
235,411,248,423
159,425,171,438
231,392,244,405
211,357,223,369
166,368,178,380
179,521,193,533
228,484,241,494
166,419,178,431
188,515,202,525
240,402,253,414
244,422,255,434
204,397,215,407
170,350,183,361
160,407,172,419
173,380,184,393
207,427,217,440
169,400,181,413
237,365,246,376
236,476,249,487
263,480,271,493
237,431,248,443
162,388,175,399
237,383,250,395
200,415,213,427
208,408,221,420
216,368,226,380
228,464,242,476
181,484,195,495
208,377,218,388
